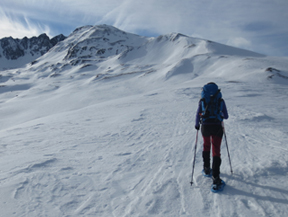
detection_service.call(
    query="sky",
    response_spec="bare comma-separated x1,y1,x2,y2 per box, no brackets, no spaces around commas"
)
0,0,288,56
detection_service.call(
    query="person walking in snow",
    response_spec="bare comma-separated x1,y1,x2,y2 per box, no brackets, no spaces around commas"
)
195,82,229,191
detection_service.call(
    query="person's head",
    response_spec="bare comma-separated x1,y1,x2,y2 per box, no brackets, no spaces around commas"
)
207,82,217,86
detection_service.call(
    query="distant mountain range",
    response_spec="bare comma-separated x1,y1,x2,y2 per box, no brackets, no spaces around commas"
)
0,33,66,70
1,25,266,72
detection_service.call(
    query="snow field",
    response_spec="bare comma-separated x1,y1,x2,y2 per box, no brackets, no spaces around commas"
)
0,25,288,216
1,73,288,216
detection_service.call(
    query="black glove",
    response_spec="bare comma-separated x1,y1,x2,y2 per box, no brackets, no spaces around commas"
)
195,125,200,130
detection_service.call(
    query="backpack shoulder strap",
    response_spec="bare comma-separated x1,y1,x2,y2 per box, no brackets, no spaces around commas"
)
199,98,207,116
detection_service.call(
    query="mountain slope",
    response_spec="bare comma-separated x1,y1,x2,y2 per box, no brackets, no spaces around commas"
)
0,25,288,216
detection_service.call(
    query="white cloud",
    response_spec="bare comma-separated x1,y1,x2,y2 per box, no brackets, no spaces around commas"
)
0,9,51,39
227,37,251,49
99,0,189,34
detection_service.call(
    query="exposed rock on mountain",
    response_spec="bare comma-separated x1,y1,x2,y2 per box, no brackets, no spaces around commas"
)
0,33,66,70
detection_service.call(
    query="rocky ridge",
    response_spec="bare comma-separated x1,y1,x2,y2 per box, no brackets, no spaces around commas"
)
0,33,66,70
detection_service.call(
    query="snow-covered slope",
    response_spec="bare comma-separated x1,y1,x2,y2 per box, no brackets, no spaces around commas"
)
0,25,288,216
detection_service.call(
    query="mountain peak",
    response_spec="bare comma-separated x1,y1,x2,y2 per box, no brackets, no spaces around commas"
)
69,24,139,40
62,24,147,61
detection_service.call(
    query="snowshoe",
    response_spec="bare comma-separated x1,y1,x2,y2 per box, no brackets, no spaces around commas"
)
202,167,212,177
211,179,225,193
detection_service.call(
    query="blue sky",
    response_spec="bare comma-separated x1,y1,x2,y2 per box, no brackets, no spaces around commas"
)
0,0,287,56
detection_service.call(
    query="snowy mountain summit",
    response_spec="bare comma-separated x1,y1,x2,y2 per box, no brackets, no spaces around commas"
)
63,25,147,60
26,24,281,82
1,25,288,217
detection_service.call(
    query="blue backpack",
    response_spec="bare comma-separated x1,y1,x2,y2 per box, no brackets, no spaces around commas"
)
200,82,223,122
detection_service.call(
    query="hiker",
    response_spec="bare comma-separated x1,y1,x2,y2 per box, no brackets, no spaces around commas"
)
195,82,229,190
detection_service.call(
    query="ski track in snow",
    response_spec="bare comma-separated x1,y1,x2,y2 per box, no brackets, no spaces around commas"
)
1,25,288,216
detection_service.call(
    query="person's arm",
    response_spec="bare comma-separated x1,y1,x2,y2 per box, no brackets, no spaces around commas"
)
195,101,202,129
221,100,229,120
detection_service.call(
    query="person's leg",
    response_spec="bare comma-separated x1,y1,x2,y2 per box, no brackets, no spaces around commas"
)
202,125,211,174
212,136,222,158
212,156,221,181
211,125,223,182
202,139,211,173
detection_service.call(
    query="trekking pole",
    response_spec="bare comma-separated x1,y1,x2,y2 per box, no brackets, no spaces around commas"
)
222,122,233,174
190,130,199,186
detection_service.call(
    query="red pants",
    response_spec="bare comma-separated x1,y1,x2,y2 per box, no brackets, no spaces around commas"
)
203,136,222,157
201,124,223,157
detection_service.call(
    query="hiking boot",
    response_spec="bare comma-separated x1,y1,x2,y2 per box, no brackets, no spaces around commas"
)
212,176,222,190
213,176,221,184
204,167,211,176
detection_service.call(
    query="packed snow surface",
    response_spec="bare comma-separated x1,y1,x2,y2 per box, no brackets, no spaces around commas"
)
0,25,288,216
